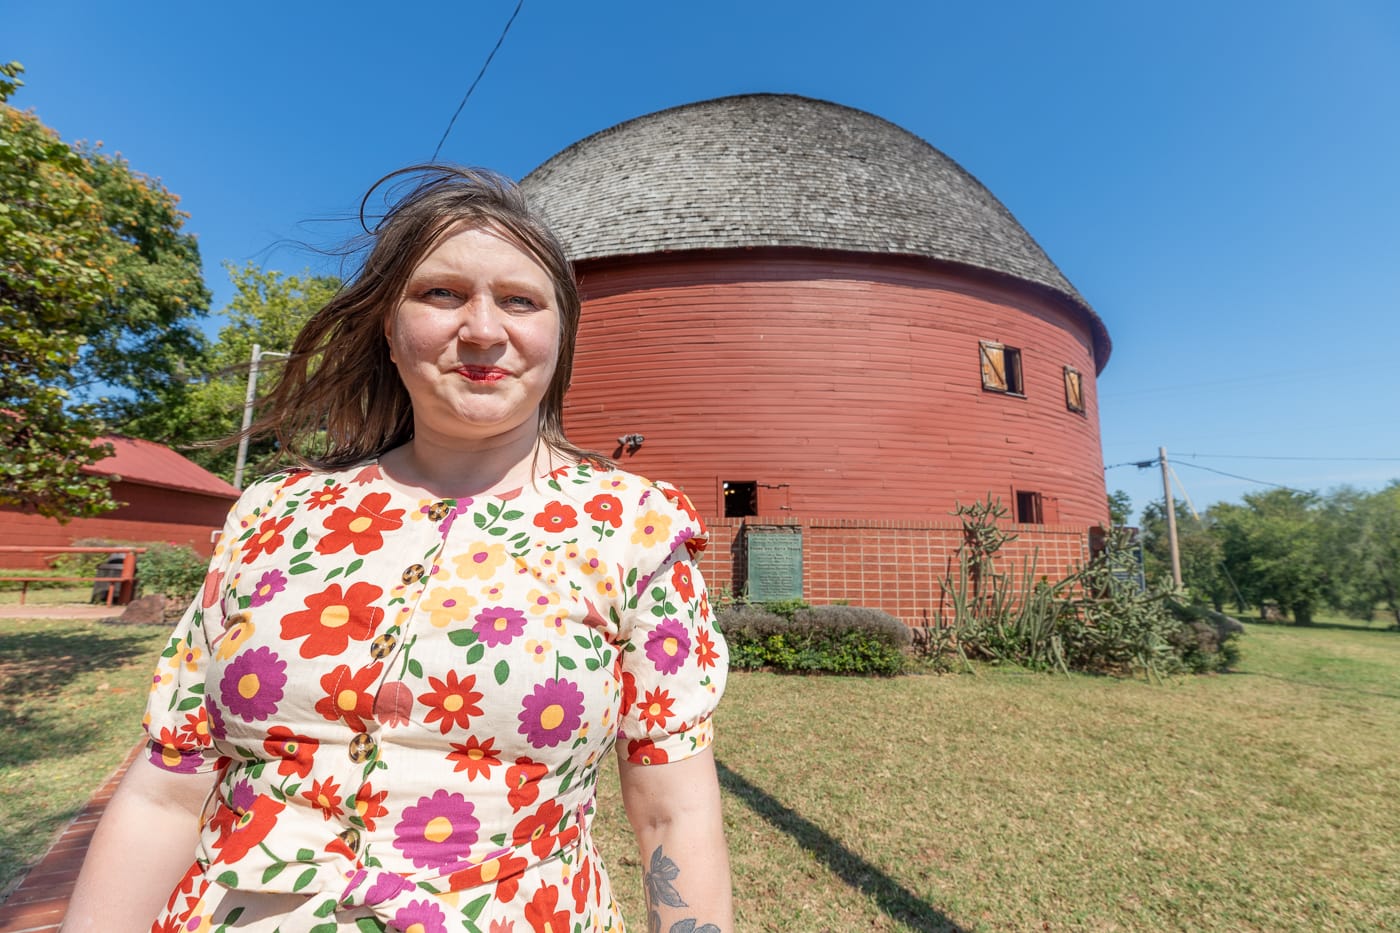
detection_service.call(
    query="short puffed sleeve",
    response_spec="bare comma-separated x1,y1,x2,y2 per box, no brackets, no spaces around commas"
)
615,480,728,765
142,474,291,774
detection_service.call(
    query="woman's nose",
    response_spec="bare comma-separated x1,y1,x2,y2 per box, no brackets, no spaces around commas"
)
457,297,507,345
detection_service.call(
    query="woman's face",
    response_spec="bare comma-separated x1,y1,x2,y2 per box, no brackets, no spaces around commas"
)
385,224,561,449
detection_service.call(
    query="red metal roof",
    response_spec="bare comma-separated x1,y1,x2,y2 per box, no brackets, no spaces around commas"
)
87,435,240,500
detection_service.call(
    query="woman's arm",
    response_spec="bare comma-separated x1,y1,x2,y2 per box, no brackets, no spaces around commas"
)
618,746,733,933
61,753,216,933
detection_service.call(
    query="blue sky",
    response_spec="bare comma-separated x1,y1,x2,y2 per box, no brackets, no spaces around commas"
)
11,0,1400,521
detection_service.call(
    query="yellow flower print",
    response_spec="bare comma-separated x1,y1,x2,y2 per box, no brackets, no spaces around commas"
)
631,509,672,548
526,589,561,616
562,542,582,563
482,581,507,602
216,618,256,660
422,586,477,628
595,577,620,600
577,547,605,577
148,669,172,694
452,541,507,581
600,476,629,493
168,639,202,673
524,638,552,663
546,612,568,637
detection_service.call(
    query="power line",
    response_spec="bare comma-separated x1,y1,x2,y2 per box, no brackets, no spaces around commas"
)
1172,460,1308,493
1179,452,1400,462
429,0,525,163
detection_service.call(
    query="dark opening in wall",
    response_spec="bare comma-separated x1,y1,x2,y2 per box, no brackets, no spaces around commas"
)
1015,490,1044,524
723,481,758,517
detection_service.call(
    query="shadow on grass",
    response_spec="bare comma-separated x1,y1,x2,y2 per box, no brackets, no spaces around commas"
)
0,627,161,767
1237,670,1400,701
715,759,969,932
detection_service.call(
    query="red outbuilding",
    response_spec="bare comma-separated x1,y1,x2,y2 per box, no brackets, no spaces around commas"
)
0,435,239,570
521,94,1113,625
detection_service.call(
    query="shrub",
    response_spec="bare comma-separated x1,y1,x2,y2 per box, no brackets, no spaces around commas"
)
715,602,907,676
136,544,207,605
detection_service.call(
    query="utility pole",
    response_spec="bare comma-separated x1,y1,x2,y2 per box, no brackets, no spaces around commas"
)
1159,446,1183,589
233,343,289,489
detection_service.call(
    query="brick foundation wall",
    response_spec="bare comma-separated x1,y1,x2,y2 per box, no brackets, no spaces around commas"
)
693,514,1094,628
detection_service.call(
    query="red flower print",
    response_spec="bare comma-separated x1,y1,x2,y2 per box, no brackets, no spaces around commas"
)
418,670,484,734
307,482,348,510
638,687,675,731
302,776,344,821
626,738,669,765
448,735,502,780
314,662,383,732
525,883,570,933
280,581,385,658
177,708,211,748
532,500,578,533
583,493,623,528
619,670,638,720
489,919,518,933
445,851,529,904
241,514,294,564
200,567,223,609
263,726,319,777
317,491,405,556
513,799,565,859
695,627,719,670
661,484,704,526
374,680,415,727
352,782,390,832
572,854,593,912
670,562,696,603
505,757,547,812
210,795,285,863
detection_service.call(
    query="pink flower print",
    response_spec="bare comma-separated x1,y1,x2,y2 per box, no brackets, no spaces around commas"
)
473,606,527,647
394,790,479,870
517,678,585,748
219,646,287,721
393,899,449,933
249,569,287,608
645,619,691,675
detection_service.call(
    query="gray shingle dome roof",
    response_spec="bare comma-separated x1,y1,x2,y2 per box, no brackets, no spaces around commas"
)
520,93,1107,362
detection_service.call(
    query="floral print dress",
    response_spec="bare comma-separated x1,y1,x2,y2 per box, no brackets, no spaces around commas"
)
144,460,726,933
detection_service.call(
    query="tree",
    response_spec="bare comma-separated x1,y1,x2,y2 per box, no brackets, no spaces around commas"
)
1107,488,1134,527
138,263,340,482
1139,498,1232,611
1212,489,1327,623
1319,483,1400,628
0,62,209,517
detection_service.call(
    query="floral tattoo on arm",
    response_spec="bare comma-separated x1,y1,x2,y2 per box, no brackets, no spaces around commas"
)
644,845,721,933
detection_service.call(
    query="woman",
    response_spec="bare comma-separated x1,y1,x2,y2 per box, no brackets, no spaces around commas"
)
63,167,732,933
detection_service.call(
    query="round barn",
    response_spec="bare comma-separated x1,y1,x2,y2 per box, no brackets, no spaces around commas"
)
520,94,1111,622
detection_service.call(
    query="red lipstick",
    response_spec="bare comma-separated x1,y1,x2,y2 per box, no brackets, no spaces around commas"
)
457,365,510,382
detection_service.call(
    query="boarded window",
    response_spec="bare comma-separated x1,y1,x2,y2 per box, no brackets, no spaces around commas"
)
979,341,1023,395
1064,366,1084,413
1015,490,1044,525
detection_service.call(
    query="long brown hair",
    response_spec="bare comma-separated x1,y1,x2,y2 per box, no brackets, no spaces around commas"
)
249,165,602,470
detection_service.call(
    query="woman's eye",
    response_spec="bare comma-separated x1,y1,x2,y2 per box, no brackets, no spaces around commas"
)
505,296,538,309
423,287,456,300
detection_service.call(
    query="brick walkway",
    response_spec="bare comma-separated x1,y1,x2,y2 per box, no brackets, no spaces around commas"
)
0,748,137,932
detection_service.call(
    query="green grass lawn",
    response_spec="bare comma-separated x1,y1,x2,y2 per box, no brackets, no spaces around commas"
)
3,615,1397,930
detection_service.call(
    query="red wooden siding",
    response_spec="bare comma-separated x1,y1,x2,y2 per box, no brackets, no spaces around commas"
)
564,249,1109,527
0,482,232,570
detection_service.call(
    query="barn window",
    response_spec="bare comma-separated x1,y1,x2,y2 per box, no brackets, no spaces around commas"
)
1015,490,1044,524
979,341,1024,395
723,481,758,518
1064,366,1085,413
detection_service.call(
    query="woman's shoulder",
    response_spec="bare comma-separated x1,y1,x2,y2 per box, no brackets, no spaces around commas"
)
545,460,707,557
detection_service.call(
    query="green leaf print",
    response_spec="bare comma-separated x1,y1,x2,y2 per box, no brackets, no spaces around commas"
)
307,923,338,933
485,500,501,519
354,919,383,932
312,898,338,918
463,891,492,920
346,557,364,575
585,658,600,671
473,512,489,530
500,509,524,521
488,525,507,537
289,563,316,576
466,643,485,665
292,866,318,892
176,696,203,711
557,655,578,671
296,847,316,861
293,527,309,549
324,566,344,580
494,659,510,685
574,635,593,650
261,862,286,883
215,869,238,887
408,658,424,678
448,629,477,647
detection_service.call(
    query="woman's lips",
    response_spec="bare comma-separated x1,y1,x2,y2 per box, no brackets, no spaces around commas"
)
456,365,510,382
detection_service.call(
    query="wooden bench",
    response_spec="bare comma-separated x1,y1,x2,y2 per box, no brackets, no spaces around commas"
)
0,546,145,606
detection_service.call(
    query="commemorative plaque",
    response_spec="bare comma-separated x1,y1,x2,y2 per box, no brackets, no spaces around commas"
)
745,528,803,602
